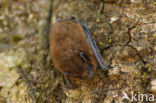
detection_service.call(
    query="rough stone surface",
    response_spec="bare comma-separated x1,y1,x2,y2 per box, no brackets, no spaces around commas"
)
0,0,155,103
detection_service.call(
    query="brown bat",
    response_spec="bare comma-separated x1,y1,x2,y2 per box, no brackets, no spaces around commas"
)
49,16,108,81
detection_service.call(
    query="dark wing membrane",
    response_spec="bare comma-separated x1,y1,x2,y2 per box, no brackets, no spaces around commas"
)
80,22,108,71
80,52,89,62
79,52,94,79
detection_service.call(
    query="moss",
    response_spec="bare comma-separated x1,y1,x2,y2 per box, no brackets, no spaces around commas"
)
148,68,151,72
144,64,148,69
96,17,100,23
0,0,10,11
149,56,154,59
108,39,112,43
12,34,23,42
45,82,49,88
99,41,103,46
142,72,147,80
27,66,33,73
152,34,156,38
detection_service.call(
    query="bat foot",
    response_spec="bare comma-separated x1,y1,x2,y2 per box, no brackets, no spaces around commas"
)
64,72,77,89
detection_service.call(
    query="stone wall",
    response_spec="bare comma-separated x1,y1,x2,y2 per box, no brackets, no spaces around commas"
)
0,0,155,103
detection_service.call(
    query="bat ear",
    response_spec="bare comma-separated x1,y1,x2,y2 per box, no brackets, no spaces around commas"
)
68,15,80,23
56,15,79,23
70,15,77,20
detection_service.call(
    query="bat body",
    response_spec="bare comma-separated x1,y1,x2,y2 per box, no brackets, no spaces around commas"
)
49,16,107,80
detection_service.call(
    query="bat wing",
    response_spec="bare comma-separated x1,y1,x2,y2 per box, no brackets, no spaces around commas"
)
79,22,108,71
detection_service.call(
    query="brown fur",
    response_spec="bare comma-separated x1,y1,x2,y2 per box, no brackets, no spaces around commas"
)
49,20,97,80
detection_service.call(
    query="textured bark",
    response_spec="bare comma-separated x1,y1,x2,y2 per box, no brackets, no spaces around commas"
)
0,0,155,103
